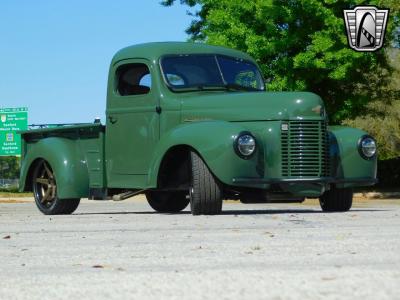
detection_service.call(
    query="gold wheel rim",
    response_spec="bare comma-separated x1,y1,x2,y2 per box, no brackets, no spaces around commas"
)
35,162,57,205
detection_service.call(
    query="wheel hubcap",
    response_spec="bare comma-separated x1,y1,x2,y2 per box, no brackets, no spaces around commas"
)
34,162,57,206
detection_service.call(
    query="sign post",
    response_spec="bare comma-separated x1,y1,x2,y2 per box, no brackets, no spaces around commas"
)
0,107,28,156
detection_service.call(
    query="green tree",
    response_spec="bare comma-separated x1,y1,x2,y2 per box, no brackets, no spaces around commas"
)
162,0,400,122
343,47,400,159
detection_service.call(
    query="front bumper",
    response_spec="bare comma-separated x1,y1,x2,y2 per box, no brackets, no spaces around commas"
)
232,177,378,185
231,177,377,197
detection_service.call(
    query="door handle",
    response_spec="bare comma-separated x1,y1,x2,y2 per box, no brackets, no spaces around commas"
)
108,116,118,124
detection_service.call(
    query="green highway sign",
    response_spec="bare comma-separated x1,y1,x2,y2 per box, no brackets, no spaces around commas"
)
0,107,28,156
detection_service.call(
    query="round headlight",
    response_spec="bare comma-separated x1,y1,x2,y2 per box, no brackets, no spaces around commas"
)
235,133,256,158
359,136,377,159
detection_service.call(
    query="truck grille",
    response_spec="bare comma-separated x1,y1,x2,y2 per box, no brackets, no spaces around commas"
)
281,120,330,177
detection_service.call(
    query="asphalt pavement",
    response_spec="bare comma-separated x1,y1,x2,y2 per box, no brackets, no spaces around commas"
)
1,197,399,300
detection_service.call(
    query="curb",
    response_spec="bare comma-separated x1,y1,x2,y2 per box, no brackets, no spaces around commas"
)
354,192,400,199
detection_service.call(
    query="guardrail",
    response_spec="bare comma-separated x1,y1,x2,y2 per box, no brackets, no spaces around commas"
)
0,179,19,188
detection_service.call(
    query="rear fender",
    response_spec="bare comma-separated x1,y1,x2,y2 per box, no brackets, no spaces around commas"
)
20,137,89,199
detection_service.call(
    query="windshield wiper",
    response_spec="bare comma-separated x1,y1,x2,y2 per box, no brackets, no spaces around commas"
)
169,85,227,93
168,84,260,93
223,83,260,92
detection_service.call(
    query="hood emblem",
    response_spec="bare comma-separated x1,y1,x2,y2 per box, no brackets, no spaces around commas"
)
184,117,213,122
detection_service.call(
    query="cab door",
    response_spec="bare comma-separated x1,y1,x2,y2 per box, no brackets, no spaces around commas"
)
106,59,160,188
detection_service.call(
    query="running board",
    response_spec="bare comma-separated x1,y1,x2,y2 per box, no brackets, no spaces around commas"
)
111,187,189,201
112,190,146,201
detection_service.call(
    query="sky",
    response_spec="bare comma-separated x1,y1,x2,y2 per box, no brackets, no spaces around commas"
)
0,0,193,125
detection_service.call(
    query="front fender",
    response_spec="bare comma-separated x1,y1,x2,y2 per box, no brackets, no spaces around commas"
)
20,137,89,199
147,121,262,187
329,126,377,187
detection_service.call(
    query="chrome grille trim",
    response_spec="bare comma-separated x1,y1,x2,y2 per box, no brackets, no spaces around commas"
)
281,120,330,177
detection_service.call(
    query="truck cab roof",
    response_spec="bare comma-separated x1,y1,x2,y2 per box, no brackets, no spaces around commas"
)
111,42,256,65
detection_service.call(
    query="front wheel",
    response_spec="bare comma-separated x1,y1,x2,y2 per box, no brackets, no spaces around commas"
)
190,151,223,215
32,160,80,215
319,187,353,212
146,191,189,213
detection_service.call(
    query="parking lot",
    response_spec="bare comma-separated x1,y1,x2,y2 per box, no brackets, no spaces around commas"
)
1,197,400,300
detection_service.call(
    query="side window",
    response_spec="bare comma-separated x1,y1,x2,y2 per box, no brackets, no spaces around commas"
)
139,74,151,88
116,63,151,96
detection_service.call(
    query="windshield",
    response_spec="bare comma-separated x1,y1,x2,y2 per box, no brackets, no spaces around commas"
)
160,54,265,92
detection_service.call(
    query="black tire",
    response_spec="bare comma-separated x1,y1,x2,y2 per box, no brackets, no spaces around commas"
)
32,160,80,215
319,187,353,212
146,191,189,213
190,151,223,215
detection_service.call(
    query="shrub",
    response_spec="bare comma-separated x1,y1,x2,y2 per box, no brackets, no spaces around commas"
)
342,100,400,160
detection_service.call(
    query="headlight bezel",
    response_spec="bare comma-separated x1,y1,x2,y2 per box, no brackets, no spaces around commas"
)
234,132,257,159
358,135,377,160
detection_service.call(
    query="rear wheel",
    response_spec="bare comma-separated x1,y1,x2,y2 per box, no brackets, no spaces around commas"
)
32,160,80,215
319,187,353,212
146,191,189,213
190,151,223,215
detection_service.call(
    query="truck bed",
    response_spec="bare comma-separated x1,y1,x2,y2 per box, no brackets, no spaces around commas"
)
20,123,106,197
20,123,104,138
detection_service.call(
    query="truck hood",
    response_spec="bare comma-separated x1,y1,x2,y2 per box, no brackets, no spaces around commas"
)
180,91,326,122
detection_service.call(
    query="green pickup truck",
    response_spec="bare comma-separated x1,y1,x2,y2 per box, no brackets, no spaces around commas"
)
19,42,377,215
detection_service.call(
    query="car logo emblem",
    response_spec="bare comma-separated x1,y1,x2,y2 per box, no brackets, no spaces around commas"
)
343,6,389,52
